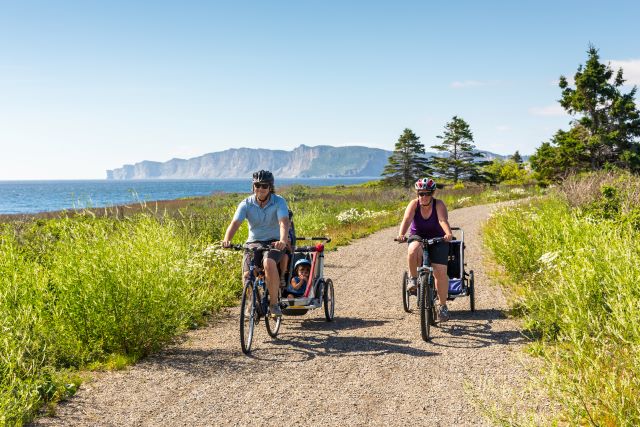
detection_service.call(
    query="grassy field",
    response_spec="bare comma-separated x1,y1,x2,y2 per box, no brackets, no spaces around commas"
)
0,181,536,425
484,171,640,425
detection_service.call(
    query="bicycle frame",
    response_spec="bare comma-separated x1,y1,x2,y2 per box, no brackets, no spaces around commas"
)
245,246,271,317
417,243,434,283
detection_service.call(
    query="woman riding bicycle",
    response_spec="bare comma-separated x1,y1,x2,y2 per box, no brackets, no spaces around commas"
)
222,170,290,317
396,178,453,322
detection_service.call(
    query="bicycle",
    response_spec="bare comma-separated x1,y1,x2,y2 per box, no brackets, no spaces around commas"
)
396,235,446,342
227,243,283,354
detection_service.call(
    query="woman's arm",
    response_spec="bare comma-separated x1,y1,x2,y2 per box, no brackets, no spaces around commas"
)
436,200,454,241
397,199,417,240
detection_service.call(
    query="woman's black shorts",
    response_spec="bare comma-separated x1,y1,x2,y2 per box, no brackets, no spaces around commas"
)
408,236,450,265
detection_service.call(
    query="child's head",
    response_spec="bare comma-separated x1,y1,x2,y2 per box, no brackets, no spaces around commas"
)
294,259,311,276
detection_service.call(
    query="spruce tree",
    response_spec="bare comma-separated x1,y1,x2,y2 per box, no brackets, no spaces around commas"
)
510,150,523,165
382,128,431,187
559,45,640,170
430,116,484,183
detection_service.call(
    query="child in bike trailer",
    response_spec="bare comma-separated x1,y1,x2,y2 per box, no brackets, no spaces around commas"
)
284,259,311,302
397,178,454,322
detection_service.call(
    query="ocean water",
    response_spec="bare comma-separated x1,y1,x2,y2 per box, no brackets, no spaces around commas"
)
0,178,376,215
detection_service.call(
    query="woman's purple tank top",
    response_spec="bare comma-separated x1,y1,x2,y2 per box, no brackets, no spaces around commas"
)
409,199,445,239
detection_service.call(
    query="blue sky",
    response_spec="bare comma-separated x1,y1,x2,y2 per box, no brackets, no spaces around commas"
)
1,0,639,179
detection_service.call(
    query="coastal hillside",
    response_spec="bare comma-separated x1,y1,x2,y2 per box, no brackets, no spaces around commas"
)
106,144,514,180
106,145,392,179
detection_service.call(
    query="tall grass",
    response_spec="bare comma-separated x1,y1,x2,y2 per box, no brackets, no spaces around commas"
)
484,172,640,425
0,214,240,425
1,181,535,424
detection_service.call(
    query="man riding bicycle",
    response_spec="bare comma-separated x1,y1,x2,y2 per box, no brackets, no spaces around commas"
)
397,178,454,322
222,170,290,317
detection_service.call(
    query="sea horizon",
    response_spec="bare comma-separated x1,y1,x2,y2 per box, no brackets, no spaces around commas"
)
0,177,379,215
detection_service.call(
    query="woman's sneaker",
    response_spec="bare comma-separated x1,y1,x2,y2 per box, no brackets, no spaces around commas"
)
437,304,450,322
407,277,418,294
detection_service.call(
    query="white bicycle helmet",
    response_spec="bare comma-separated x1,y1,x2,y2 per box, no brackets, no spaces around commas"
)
414,178,436,191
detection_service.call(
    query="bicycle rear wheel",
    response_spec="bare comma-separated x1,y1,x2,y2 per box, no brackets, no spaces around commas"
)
240,283,256,354
419,275,431,341
469,270,475,312
323,279,335,321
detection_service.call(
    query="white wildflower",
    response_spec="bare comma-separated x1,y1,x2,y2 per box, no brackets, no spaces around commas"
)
538,251,559,267
337,208,388,224
510,188,526,195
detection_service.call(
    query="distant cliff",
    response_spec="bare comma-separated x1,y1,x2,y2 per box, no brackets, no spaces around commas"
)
106,145,393,179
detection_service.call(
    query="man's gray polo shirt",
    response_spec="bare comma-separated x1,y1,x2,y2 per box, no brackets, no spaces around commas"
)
232,194,289,242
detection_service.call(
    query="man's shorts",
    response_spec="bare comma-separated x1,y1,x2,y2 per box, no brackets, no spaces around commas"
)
242,241,286,275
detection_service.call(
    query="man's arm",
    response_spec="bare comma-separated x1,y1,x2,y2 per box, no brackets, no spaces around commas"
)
222,220,242,247
273,216,289,251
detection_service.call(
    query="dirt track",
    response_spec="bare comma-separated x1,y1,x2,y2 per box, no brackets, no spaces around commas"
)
33,203,533,426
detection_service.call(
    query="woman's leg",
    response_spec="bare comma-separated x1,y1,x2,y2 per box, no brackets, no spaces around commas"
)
407,241,422,278
431,263,449,306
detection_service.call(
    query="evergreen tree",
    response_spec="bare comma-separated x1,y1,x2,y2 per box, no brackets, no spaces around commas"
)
430,116,484,183
510,150,523,166
533,45,640,181
530,125,592,183
382,128,431,187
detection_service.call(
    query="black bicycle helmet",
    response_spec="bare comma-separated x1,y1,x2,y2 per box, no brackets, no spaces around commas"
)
252,169,274,185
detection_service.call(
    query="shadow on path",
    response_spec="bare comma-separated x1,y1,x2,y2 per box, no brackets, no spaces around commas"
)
254,333,439,362
428,309,528,349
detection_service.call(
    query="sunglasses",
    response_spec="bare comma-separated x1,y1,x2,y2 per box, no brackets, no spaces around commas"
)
254,183,270,189
417,192,433,197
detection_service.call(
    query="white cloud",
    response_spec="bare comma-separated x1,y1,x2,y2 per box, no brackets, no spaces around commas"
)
529,104,568,117
450,80,501,89
608,59,640,85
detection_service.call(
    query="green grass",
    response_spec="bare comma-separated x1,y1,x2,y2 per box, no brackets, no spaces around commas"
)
484,172,640,425
0,181,536,425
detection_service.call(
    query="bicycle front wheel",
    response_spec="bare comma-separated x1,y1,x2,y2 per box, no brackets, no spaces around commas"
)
240,283,256,354
402,271,411,313
265,310,282,338
419,275,431,341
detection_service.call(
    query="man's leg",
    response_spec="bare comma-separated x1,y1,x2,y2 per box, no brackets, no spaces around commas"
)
263,258,280,305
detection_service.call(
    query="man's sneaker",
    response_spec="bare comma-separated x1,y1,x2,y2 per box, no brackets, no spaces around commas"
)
407,277,418,294
280,277,287,288
437,304,450,322
270,303,282,318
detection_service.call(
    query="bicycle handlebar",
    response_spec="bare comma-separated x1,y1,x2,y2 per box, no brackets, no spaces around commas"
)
394,236,446,246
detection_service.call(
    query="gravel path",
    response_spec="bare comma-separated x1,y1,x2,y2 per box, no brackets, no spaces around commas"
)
33,203,532,427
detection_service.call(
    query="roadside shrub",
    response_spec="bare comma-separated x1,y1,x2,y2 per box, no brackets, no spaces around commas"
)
485,184,640,424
